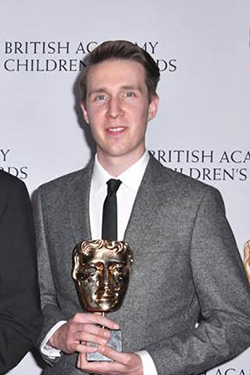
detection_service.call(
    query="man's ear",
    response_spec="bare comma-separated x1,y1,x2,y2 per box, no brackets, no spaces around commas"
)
148,95,159,121
80,101,90,124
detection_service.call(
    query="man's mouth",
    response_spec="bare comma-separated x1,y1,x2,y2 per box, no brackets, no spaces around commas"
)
107,126,125,133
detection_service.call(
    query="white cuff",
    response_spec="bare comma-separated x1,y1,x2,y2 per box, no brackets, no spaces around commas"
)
135,350,158,375
40,320,67,358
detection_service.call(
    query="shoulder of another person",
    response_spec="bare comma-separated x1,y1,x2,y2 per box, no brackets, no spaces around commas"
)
0,172,30,218
0,170,28,195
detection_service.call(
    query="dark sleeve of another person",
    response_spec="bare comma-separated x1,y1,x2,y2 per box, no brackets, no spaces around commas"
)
0,171,42,374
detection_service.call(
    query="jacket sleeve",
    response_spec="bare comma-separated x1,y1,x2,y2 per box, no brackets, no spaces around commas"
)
32,187,68,364
0,176,42,373
145,188,250,375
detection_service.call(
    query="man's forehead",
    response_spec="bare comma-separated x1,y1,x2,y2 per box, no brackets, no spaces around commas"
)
87,59,146,84
89,57,144,70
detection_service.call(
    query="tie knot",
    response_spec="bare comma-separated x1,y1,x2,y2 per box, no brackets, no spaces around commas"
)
107,179,121,195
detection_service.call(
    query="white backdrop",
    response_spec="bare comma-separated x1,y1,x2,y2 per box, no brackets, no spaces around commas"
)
0,1,249,374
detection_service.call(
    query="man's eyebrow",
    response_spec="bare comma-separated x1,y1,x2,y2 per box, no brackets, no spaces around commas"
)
121,85,142,92
88,87,107,97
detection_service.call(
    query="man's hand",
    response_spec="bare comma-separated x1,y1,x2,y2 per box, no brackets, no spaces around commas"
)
77,346,143,375
49,312,119,354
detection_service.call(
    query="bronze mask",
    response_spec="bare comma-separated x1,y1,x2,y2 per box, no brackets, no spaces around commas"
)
72,240,133,313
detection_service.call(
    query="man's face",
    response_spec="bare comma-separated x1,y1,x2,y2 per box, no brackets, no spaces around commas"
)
74,244,132,312
81,59,159,165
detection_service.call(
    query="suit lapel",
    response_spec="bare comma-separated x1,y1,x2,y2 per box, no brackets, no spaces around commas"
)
65,155,167,254
124,155,164,253
110,156,168,342
66,160,94,244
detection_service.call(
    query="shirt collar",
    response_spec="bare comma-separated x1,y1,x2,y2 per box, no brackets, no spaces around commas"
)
92,151,150,193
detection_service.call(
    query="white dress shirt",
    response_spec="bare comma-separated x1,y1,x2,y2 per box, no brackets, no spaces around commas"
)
41,150,158,375
90,152,148,241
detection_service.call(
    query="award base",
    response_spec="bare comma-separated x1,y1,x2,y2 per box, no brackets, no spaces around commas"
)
87,330,122,362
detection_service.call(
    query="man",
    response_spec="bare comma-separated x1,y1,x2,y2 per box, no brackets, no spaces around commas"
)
33,40,250,375
0,170,41,373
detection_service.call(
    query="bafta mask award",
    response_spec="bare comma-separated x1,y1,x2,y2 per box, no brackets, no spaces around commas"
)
72,239,133,361
244,239,250,284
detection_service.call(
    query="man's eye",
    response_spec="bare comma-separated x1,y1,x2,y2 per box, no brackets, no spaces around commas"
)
95,94,106,101
125,91,135,98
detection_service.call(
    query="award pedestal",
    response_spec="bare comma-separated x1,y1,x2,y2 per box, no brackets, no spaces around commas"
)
87,330,122,362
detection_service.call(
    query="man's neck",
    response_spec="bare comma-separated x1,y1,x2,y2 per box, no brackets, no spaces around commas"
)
96,150,146,177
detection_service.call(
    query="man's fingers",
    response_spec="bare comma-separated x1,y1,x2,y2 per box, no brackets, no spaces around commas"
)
72,312,120,330
75,343,98,354
76,347,143,375
49,312,120,355
77,352,88,368
97,345,127,363
77,323,111,339
76,331,109,346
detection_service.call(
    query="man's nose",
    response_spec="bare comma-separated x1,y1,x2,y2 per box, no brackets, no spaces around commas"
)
107,97,122,118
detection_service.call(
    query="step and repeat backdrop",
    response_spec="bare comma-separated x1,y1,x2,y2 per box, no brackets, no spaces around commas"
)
0,0,250,374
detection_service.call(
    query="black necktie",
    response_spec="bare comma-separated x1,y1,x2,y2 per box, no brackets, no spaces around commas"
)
102,179,122,241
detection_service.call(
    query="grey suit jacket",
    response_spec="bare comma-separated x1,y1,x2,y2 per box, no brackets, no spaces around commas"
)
33,154,250,375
